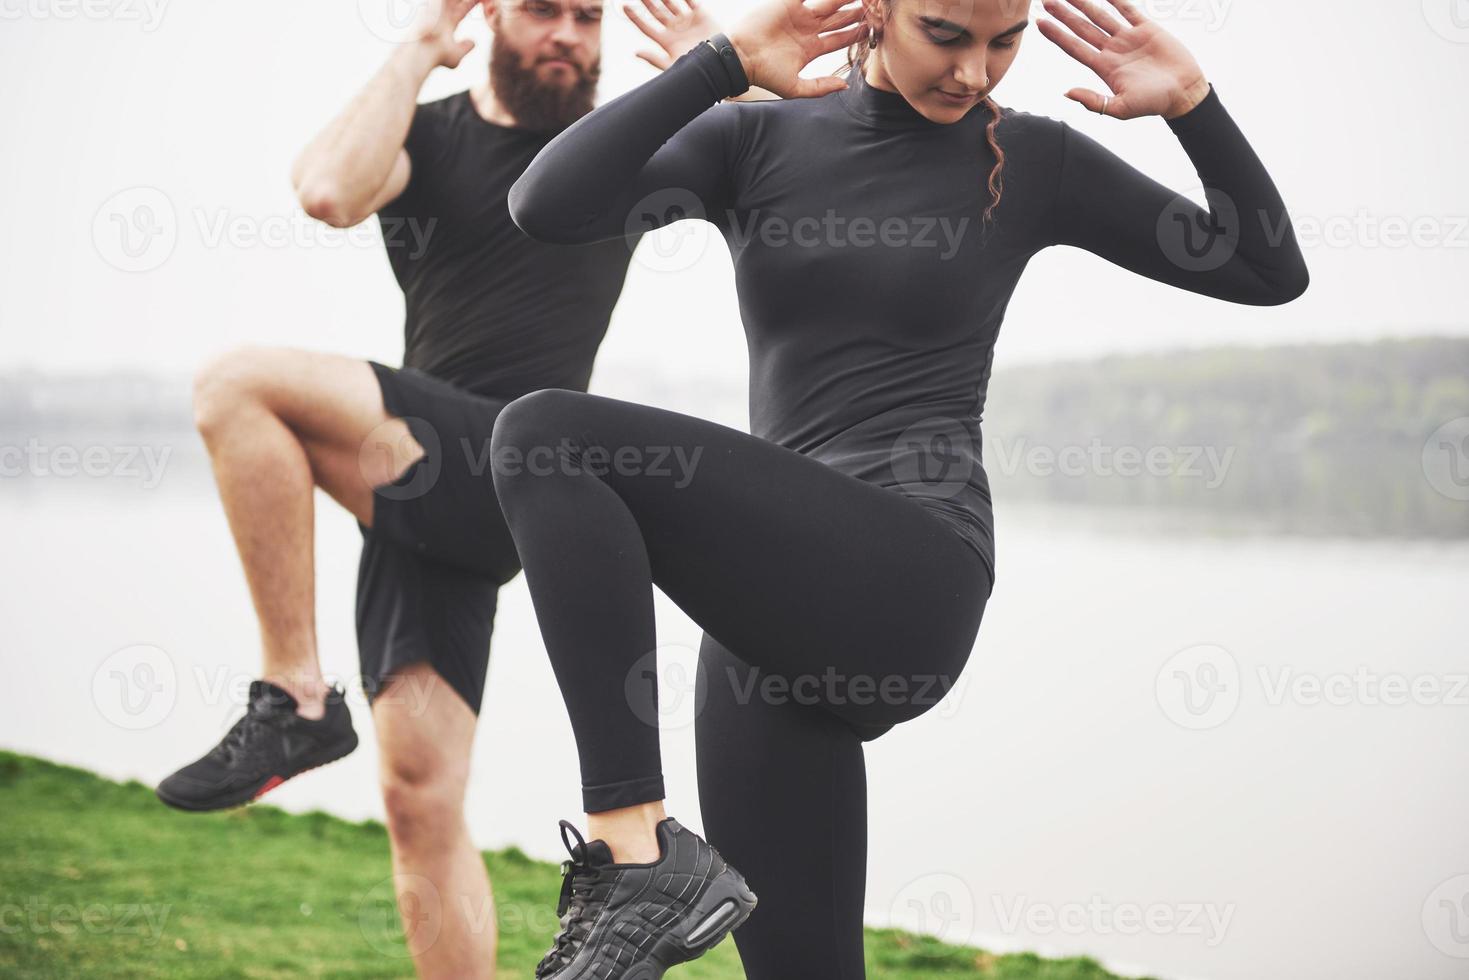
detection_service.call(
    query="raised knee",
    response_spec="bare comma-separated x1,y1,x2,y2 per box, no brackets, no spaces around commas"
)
490,388,583,453
379,758,464,852
192,346,274,441
489,389,591,492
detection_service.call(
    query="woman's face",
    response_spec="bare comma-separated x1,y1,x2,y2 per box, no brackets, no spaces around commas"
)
866,0,1029,123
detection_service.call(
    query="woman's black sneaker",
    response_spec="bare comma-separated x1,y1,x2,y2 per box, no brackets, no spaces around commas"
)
155,680,358,811
535,817,757,979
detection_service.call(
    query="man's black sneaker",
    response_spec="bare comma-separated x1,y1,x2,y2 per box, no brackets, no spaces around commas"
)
535,817,757,979
155,680,358,811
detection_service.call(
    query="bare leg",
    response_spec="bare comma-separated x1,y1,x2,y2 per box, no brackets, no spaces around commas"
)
375,661,497,978
586,802,668,864
192,346,421,716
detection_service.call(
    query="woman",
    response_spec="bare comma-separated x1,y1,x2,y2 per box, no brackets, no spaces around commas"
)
497,0,1308,975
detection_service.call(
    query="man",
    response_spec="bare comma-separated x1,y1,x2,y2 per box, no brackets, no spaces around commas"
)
154,0,743,974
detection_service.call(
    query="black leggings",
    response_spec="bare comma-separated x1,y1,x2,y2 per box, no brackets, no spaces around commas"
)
489,388,991,978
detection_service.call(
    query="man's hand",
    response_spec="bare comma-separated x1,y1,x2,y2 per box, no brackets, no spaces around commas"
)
412,0,481,70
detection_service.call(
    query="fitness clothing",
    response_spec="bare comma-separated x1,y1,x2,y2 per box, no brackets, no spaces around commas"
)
501,41,1307,979
156,681,357,811
379,91,636,399
357,363,522,713
508,44,1310,586
358,94,638,712
534,817,757,978
490,389,992,801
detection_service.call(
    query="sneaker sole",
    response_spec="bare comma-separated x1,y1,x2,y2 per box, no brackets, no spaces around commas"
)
633,867,757,978
154,730,359,813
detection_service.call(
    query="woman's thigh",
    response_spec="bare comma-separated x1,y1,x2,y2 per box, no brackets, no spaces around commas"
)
499,389,991,726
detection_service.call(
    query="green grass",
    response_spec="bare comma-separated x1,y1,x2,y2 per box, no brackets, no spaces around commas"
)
0,751,1145,979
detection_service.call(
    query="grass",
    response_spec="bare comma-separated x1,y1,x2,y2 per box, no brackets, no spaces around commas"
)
0,751,1146,979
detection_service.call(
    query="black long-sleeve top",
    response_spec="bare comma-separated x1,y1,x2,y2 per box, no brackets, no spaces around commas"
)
507,42,1309,586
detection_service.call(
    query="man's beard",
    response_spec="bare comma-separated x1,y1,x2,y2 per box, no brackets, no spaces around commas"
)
488,30,599,134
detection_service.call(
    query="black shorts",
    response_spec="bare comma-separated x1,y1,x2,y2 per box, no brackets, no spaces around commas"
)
356,361,522,714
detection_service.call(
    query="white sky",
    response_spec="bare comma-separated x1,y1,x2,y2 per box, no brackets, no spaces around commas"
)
1,0,1466,384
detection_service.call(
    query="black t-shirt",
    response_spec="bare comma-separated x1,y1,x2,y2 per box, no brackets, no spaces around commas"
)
507,44,1308,580
377,92,637,399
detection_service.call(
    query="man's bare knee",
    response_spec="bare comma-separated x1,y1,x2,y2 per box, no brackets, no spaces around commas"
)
192,345,281,442
380,763,464,852
374,664,474,852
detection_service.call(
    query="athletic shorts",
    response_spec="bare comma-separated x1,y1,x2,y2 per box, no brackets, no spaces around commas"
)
356,361,522,715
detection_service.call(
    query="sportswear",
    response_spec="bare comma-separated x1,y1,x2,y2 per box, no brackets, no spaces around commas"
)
535,817,756,979
155,681,357,811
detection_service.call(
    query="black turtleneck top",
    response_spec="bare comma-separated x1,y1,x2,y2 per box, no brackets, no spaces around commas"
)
507,42,1308,585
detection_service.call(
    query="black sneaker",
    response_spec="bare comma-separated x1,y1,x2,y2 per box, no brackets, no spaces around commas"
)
535,817,757,979
155,680,358,811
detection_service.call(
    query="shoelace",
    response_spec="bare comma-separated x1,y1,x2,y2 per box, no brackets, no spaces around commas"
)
535,821,602,977
213,690,287,766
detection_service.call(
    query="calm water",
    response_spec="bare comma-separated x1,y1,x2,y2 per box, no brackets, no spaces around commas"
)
2,474,1466,980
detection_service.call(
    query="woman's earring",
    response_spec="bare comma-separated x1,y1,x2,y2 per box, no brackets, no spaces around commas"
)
868,27,879,48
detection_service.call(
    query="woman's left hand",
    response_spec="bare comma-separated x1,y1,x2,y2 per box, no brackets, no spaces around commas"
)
1038,0,1211,120
624,0,722,70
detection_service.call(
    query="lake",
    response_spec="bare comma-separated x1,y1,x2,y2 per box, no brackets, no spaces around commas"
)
2,452,1466,980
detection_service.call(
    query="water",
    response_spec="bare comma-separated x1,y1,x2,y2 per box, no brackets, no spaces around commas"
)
2,473,1465,980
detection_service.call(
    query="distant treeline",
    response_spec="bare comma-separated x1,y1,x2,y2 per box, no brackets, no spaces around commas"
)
4,338,1467,536
983,337,1469,537
0,371,190,433
987,336,1469,449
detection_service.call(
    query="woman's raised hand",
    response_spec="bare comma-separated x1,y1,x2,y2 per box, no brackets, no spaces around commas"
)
1038,0,1211,120
727,0,865,99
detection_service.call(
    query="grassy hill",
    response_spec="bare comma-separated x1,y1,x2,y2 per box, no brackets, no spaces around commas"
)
0,751,1146,979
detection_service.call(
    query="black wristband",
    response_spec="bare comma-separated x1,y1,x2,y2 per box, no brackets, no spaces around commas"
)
703,33,750,97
